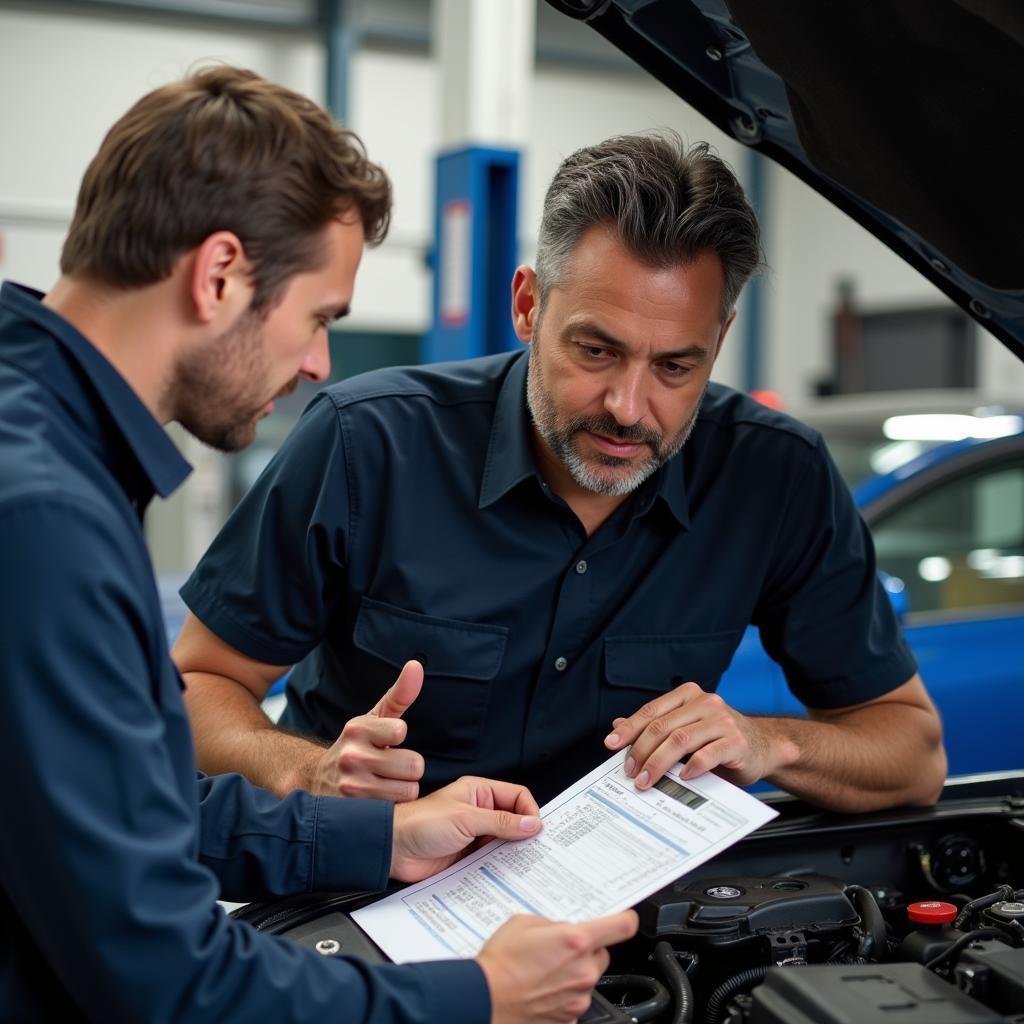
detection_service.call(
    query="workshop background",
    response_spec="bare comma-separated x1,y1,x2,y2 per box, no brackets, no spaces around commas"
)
1,0,1022,581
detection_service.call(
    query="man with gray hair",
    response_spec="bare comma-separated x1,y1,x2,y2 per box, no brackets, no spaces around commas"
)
176,132,946,817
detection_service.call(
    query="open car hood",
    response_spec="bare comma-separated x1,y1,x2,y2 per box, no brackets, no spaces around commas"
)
545,0,1024,362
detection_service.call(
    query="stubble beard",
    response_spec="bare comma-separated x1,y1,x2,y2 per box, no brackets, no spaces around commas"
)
169,309,292,454
526,346,704,497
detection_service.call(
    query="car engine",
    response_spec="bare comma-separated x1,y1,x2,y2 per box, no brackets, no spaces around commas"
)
234,774,1024,1022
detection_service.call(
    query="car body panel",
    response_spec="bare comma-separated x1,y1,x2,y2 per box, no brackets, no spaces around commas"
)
717,432,1024,775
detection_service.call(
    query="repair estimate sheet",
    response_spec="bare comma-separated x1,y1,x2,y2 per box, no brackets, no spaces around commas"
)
352,751,778,963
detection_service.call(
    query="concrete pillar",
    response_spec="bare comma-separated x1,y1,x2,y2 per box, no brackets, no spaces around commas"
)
432,0,535,148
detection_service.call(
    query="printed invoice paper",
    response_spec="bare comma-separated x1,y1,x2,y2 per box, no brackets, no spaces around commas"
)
352,751,778,963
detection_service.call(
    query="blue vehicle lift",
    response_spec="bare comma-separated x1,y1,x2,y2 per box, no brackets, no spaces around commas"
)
425,146,521,363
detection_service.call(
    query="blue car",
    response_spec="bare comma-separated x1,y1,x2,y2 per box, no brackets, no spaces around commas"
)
719,402,1024,776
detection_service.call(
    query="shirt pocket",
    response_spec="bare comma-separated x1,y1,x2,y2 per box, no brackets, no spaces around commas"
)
600,631,743,724
352,597,508,761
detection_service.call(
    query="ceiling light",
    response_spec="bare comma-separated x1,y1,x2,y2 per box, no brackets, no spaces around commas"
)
883,414,1023,442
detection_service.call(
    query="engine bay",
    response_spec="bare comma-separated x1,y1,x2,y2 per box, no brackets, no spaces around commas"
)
235,774,1024,1022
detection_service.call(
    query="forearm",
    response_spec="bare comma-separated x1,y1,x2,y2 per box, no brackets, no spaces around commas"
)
753,703,946,813
183,672,326,796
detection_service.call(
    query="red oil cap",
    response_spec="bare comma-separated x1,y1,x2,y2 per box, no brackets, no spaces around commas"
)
907,901,958,924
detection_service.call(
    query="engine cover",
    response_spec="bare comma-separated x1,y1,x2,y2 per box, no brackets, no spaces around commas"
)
638,874,859,948
750,963,1005,1023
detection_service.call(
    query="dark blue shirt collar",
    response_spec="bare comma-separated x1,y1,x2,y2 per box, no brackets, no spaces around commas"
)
478,348,690,528
0,282,191,502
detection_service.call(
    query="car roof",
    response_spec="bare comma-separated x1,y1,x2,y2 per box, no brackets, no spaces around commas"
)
544,0,1024,364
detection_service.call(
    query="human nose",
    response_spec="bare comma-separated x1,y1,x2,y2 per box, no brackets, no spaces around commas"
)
301,327,331,384
603,364,648,426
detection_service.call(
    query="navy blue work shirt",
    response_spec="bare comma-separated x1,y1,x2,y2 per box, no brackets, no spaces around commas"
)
183,350,917,805
0,283,488,1023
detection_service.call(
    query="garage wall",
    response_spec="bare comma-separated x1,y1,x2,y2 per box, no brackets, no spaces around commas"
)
766,164,1024,402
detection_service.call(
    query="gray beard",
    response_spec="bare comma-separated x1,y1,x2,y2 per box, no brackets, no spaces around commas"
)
526,349,703,497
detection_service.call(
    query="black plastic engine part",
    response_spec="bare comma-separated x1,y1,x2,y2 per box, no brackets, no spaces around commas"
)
749,962,1005,1023
238,891,633,1024
638,875,859,951
900,922,968,967
983,902,1024,930
932,835,987,891
956,941,1024,1016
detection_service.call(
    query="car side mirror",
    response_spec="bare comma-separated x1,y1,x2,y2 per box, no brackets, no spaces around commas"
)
879,571,910,619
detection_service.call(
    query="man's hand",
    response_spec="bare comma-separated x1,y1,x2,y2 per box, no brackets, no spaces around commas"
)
604,674,946,814
477,911,639,1024
390,776,542,883
314,660,426,801
604,680,774,791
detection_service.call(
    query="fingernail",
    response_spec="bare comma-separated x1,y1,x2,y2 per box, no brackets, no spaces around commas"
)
520,815,540,832
605,732,620,748
636,771,650,789
624,756,635,777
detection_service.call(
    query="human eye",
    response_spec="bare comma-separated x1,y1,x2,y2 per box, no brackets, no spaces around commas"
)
575,342,613,362
659,360,692,380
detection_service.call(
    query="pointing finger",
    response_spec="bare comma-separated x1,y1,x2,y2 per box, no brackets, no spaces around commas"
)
371,660,424,719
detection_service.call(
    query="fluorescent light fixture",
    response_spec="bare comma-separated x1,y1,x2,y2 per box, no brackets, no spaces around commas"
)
918,556,952,582
883,413,1023,442
967,548,1024,579
972,415,1024,439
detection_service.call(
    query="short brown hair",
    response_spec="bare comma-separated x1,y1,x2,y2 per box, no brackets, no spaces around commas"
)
536,133,762,321
61,65,391,313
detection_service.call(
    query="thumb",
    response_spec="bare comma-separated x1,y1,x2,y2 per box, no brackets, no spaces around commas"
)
371,660,424,719
578,909,640,949
462,806,542,842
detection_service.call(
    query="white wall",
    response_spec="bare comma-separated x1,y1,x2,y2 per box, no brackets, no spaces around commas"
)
765,167,947,401
0,5,322,281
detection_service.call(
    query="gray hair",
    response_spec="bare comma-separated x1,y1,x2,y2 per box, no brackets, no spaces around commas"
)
535,133,763,321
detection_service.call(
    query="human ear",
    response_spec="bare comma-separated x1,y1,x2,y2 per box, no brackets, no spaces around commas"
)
189,231,252,326
510,266,540,345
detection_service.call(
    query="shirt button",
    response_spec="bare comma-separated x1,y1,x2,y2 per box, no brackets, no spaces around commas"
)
554,656,568,671
575,560,588,574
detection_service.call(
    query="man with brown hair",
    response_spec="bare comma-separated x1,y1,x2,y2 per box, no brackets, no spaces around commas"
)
176,132,945,815
0,67,635,1023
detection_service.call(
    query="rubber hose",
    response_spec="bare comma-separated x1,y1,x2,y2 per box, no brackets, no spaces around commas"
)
652,941,694,1024
954,885,1013,929
846,885,887,960
595,974,670,1023
703,966,769,1024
